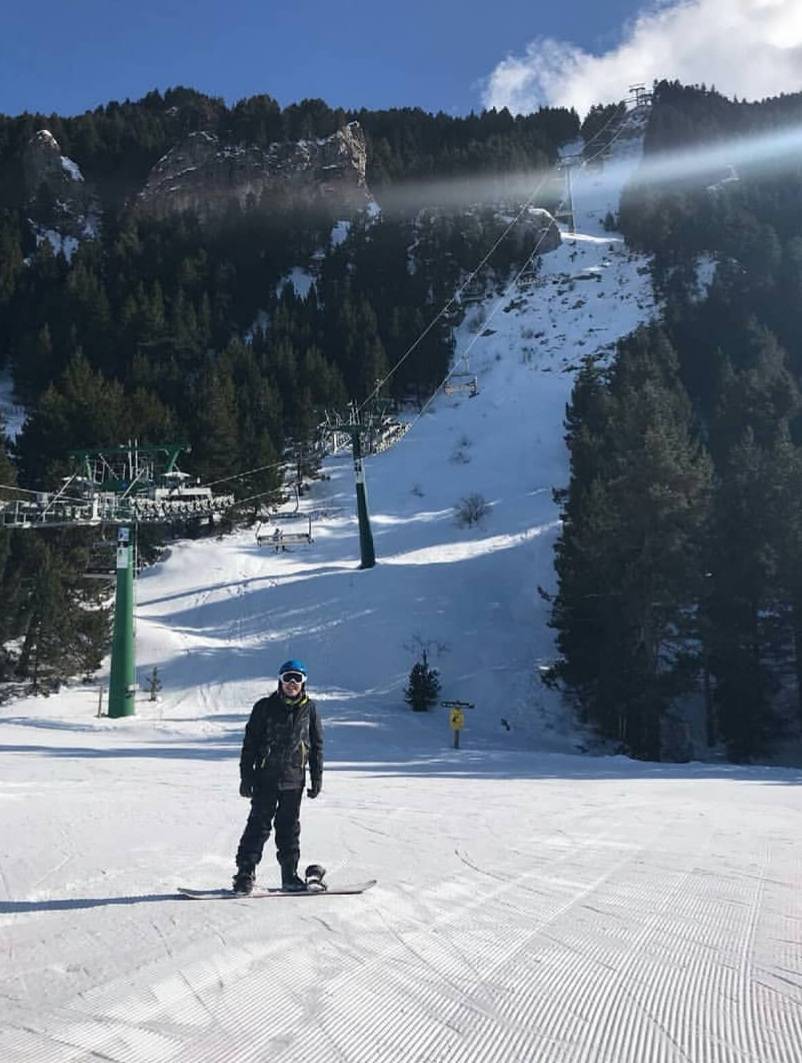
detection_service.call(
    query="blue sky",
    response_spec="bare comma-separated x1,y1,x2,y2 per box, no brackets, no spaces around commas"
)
1,0,643,116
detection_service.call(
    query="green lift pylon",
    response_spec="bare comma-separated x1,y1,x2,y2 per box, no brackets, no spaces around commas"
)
108,526,136,717
351,428,376,569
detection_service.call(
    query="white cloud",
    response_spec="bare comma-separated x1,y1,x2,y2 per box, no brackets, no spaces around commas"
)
481,0,802,116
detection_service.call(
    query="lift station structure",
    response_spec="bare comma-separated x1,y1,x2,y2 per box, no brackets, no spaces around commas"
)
0,443,234,719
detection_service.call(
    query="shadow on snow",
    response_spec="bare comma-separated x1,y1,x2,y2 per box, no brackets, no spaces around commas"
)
0,893,203,914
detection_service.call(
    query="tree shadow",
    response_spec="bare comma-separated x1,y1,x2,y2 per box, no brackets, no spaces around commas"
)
0,739,239,760
1,732,800,783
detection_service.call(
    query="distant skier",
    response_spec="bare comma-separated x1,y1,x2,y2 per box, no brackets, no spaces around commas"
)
233,660,323,894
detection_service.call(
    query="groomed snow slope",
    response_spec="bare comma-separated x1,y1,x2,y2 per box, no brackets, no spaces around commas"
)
1,122,801,1062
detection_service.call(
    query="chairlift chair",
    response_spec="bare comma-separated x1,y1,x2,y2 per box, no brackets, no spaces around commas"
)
443,372,479,398
255,513,314,550
516,264,539,291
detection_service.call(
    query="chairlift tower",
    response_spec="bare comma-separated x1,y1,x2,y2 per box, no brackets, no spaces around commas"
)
108,526,136,717
628,84,650,108
321,404,376,569
351,421,376,570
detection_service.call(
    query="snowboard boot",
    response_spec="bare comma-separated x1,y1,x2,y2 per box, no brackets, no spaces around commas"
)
305,864,327,890
232,867,255,895
280,858,307,892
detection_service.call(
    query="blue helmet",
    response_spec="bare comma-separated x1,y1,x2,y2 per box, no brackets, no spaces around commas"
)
278,659,307,680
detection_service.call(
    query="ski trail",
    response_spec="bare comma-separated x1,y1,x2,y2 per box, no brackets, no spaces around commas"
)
1,778,801,1062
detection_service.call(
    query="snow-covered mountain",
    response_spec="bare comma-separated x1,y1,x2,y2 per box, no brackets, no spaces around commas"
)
10,116,656,752
2,115,800,1063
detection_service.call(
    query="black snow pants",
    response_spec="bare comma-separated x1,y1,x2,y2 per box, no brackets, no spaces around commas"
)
235,787,303,873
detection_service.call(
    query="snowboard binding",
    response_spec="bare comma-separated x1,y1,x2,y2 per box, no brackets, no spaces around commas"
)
304,863,327,891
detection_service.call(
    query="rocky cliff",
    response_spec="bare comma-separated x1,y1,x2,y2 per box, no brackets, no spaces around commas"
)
22,130,99,246
136,121,374,220
514,207,562,255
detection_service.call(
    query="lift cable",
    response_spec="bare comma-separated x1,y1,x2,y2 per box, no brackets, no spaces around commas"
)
577,101,630,154
204,457,288,488
357,104,634,417
389,191,571,446
373,115,637,452
356,169,554,415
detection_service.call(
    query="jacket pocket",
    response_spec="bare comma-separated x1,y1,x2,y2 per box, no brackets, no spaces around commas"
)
290,741,307,771
258,743,273,769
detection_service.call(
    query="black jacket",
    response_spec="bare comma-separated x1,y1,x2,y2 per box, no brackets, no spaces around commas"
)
239,690,323,792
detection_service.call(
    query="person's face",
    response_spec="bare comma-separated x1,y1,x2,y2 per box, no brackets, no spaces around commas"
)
280,673,304,694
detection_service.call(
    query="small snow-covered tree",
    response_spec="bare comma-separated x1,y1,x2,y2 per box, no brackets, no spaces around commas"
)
404,650,441,712
454,493,490,527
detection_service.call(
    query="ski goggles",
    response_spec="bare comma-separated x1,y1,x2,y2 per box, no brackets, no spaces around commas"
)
279,671,306,684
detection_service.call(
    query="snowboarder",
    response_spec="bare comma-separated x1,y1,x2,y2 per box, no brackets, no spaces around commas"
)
233,660,323,894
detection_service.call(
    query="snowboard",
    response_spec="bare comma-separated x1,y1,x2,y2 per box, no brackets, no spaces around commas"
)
177,880,376,900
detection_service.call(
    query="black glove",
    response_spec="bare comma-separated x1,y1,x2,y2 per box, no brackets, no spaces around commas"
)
239,778,253,799
307,778,322,799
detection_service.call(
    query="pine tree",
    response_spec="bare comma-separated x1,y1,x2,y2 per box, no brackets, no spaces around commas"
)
763,435,802,727
705,432,778,759
404,651,441,712
190,363,240,484
15,350,126,487
703,325,802,757
552,327,711,760
0,420,16,678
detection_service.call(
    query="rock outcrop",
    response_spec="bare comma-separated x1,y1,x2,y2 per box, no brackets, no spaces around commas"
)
513,207,562,255
137,121,373,220
22,130,99,245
